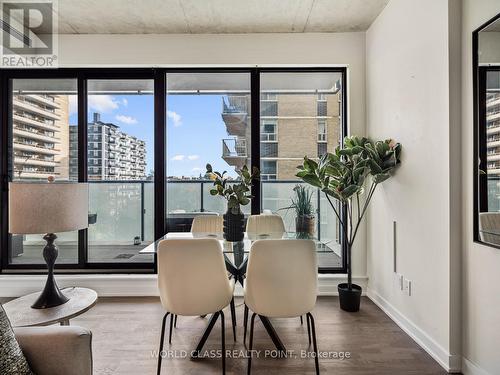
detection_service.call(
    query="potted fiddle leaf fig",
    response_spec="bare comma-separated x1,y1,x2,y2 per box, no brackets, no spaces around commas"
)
296,136,402,312
206,163,260,241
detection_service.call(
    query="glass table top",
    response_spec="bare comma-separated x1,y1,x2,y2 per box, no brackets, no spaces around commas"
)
140,232,339,254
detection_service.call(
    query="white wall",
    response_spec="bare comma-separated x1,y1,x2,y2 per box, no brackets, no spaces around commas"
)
462,1,500,374
365,0,461,371
56,32,369,280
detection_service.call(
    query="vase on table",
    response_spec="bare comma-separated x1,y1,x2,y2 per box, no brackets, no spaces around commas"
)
223,206,245,242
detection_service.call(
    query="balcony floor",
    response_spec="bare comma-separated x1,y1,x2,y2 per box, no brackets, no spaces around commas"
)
10,244,153,264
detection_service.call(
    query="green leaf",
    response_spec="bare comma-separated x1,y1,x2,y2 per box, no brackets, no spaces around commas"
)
303,157,319,172
373,173,390,183
369,159,383,174
206,163,213,173
351,145,365,154
228,195,238,204
301,174,322,188
339,148,353,156
209,189,218,195
341,184,359,198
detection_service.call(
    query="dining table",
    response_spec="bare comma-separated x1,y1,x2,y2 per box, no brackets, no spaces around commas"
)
140,231,335,356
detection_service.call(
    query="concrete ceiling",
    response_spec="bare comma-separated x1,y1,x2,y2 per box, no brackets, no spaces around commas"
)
57,0,389,34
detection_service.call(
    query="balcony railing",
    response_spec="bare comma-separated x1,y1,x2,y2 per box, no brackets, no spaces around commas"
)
15,180,341,265
222,138,247,158
222,96,247,114
222,138,248,168
82,180,340,245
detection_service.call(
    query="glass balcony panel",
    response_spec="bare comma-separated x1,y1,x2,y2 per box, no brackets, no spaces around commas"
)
86,79,154,263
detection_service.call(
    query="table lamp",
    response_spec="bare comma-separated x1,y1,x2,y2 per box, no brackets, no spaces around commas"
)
9,182,89,309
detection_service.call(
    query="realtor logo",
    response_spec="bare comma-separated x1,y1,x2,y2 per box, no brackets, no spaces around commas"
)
0,0,58,67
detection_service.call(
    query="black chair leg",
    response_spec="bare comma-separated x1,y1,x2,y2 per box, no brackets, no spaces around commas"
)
230,298,237,342
220,310,226,375
247,313,257,375
307,313,320,375
306,314,311,346
243,304,249,344
300,315,303,325
169,313,174,344
157,312,169,375
174,314,178,328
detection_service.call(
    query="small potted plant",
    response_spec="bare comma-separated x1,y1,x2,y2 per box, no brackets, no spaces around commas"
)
296,136,402,312
206,163,260,241
284,185,316,235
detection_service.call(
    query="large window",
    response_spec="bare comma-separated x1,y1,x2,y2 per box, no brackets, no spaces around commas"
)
86,79,155,263
165,73,251,231
260,72,344,269
8,78,78,265
1,68,346,273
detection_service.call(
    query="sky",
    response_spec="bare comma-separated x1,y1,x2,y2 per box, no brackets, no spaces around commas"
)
69,93,236,177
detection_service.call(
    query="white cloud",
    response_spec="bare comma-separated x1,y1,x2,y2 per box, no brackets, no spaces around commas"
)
88,95,119,113
121,98,128,106
192,167,202,172
167,110,182,127
187,154,199,161
115,115,138,125
171,154,185,161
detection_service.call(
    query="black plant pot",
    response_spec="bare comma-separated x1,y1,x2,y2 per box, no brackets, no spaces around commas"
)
338,283,362,312
223,209,245,242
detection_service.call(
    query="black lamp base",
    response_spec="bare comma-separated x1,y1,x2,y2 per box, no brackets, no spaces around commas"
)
31,233,70,309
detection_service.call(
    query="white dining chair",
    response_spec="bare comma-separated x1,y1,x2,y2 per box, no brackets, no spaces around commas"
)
246,214,285,235
244,239,319,374
479,212,500,245
191,215,223,233
156,238,236,375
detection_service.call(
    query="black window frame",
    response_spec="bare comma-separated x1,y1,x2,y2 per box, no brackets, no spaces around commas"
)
473,12,500,249
0,67,347,274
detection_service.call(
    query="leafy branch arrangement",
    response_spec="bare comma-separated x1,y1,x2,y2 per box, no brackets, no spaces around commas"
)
296,136,402,289
206,164,260,214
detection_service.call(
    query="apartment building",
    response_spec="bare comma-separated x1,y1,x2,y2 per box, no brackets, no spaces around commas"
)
12,94,70,180
221,89,342,180
487,92,500,173
70,113,146,181
486,89,500,210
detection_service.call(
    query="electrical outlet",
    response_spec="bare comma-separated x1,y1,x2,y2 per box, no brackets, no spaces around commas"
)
404,278,412,296
396,273,404,290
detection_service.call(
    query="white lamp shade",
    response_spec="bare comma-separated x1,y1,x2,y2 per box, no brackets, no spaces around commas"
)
9,182,89,234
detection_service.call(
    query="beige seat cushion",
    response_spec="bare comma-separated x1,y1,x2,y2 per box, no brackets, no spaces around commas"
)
245,239,317,318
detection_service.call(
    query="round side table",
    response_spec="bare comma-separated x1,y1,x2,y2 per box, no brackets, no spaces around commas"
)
3,287,98,327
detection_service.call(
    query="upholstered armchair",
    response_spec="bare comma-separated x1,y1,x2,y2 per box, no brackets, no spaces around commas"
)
14,326,92,375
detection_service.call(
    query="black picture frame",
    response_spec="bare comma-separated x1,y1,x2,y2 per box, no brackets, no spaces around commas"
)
473,12,500,249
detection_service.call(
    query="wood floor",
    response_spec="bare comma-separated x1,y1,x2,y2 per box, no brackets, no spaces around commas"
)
69,296,448,375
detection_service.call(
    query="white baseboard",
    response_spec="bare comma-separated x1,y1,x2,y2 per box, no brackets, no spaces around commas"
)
0,273,368,298
461,358,491,375
366,288,461,373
